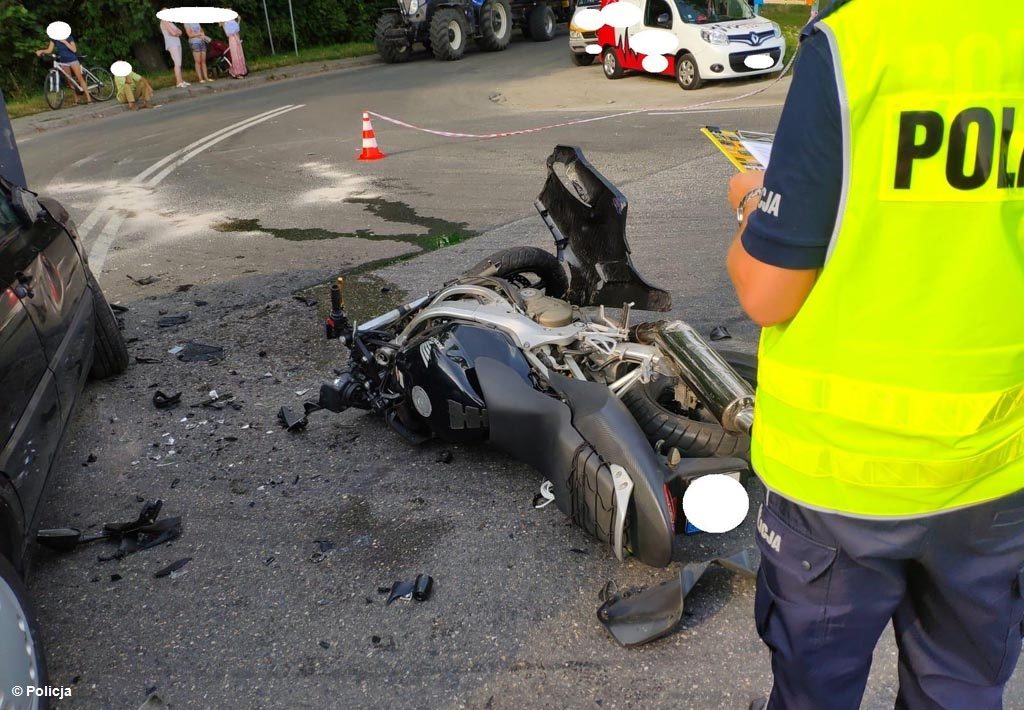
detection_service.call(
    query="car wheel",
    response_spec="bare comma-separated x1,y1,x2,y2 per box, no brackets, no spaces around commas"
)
0,555,47,709
86,269,129,379
602,47,624,79
570,50,596,66
430,7,469,60
675,52,703,90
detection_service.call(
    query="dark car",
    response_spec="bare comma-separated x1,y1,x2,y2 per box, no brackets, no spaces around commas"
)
0,102,128,701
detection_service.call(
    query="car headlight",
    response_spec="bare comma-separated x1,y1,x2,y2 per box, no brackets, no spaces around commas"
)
407,0,419,13
569,29,582,38
700,28,728,45
771,22,781,38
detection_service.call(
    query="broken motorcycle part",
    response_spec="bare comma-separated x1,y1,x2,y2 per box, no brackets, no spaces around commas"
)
153,557,192,578
177,341,224,363
157,313,190,328
278,407,308,431
597,548,758,647
152,390,182,409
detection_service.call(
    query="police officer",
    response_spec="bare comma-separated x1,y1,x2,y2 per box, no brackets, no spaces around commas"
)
725,2,1024,708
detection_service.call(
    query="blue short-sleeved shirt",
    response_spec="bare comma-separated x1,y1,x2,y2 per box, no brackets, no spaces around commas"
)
741,26,842,270
55,36,78,64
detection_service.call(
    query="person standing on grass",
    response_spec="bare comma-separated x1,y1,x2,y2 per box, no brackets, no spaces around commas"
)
222,14,248,78
159,13,189,88
34,32,91,105
184,22,212,83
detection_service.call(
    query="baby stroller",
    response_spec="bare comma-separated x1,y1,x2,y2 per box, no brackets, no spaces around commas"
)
207,39,232,78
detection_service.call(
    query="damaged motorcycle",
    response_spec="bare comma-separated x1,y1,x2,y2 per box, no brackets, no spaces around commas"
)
318,145,758,568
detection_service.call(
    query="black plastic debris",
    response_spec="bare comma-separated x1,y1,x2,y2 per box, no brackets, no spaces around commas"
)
197,391,240,411
110,573,122,582
128,274,160,286
435,450,454,464
110,303,130,313
194,300,209,307
138,693,166,710
135,356,162,364
596,548,757,647
303,400,322,417
293,295,318,307
38,499,183,562
174,284,194,292
278,407,308,432
318,640,331,649
157,313,190,328
709,325,732,342
177,341,224,363
385,574,433,604
152,391,182,410
153,557,192,578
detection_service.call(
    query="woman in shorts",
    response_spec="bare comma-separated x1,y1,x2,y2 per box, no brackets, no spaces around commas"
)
160,14,189,88
184,22,212,83
34,32,91,105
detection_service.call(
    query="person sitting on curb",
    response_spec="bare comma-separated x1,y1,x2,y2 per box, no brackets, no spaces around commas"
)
113,63,153,110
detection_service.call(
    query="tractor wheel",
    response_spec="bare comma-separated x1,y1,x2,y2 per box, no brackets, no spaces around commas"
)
375,13,412,63
430,7,469,60
479,0,513,51
528,3,556,42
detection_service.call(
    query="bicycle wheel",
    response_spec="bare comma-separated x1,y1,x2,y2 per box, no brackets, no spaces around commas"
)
88,67,115,101
43,69,65,110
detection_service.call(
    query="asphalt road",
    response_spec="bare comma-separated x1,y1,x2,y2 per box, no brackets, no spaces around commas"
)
16,33,1024,709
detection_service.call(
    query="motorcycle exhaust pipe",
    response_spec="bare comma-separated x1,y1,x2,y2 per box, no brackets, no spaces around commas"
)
634,320,754,434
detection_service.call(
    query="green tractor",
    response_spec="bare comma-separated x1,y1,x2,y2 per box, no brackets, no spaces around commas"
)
375,0,573,63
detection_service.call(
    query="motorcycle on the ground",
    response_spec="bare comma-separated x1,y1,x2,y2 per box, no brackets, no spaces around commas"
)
318,145,758,568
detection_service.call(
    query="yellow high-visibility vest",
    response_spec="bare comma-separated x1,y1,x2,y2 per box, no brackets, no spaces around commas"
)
750,2,1024,517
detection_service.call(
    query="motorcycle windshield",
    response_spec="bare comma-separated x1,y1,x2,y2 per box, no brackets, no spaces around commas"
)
538,145,671,312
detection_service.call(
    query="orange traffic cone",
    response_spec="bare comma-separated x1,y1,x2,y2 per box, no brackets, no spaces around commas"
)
358,112,385,161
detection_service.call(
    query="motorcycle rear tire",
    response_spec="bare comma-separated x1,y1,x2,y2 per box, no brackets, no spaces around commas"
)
622,350,756,459
464,246,569,298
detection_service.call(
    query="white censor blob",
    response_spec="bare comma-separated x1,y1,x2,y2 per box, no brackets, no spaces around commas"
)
682,474,749,534
46,21,72,41
630,29,678,56
573,8,604,31
744,54,775,70
601,1,642,29
110,61,133,77
641,54,669,73
157,7,237,24
585,44,602,55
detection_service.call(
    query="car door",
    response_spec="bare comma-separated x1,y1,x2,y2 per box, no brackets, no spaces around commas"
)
0,186,63,526
5,184,93,428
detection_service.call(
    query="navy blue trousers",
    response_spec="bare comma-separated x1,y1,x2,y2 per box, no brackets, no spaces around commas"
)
755,488,1024,710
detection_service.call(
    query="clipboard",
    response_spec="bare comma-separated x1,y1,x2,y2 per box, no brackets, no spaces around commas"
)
701,126,775,172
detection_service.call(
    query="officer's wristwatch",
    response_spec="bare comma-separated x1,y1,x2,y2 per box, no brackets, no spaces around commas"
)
736,187,762,224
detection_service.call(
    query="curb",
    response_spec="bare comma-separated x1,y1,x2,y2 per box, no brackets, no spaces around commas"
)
13,54,381,137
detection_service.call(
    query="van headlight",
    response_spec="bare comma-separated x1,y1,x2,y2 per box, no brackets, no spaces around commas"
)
700,28,728,45
771,22,781,38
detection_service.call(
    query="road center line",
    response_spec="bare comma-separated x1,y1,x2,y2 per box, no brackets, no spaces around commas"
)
84,104,305,272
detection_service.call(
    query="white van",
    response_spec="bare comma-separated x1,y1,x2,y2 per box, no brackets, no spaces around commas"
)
595,0,786,89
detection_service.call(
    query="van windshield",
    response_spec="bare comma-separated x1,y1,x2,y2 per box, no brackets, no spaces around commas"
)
675,0,753,24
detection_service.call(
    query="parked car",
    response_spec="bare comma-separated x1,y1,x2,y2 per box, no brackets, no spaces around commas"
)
596,0,785,89
0,108,129,701
568,0,602,65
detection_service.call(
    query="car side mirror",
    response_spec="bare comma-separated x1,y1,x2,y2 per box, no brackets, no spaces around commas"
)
10,186,43,226
656,12,671,27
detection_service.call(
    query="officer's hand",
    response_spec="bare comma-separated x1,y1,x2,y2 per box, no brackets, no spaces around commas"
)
728,170,765,209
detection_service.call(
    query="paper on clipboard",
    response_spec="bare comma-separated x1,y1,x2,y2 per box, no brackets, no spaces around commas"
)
701,126,775,172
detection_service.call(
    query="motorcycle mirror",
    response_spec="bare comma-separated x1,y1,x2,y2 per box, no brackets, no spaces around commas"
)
36,527,85,551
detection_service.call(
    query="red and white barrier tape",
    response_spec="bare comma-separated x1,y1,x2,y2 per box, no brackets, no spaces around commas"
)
365,51,797,141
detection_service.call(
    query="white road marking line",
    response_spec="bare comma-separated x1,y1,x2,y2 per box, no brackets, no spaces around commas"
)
78,105,299,241
87,211,125,275
85,104,305,272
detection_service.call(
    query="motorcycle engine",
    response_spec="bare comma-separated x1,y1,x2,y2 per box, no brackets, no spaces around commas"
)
395,321,533,443
519,288,573,327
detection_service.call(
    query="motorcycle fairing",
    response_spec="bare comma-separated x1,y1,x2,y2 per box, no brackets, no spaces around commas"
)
538,145,671,312
476,357,674,568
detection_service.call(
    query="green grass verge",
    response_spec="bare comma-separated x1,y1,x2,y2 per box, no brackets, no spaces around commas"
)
6,41,375,120
761,5,813,63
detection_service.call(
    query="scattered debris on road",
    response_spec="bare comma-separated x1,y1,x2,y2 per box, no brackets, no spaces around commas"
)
293,295,318,307
152,390,182,409
384,574,433,604
177,341,225,363
153,557,193,578
135,356,162,364
435,449,454,464
278,406,308,432
127,274,161,286
157,313,191,328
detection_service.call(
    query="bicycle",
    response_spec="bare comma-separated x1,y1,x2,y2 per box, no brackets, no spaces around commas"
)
42,54,114,110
